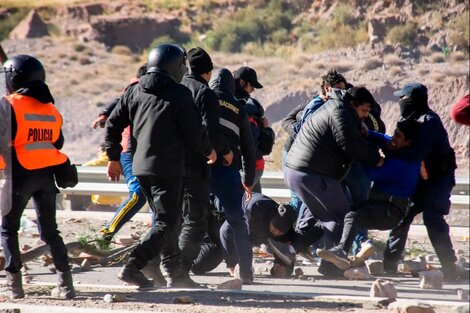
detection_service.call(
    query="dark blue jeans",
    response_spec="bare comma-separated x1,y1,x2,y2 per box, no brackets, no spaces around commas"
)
102,152,147,237
1,173,70,273
282,150,302,214
211,165,252,278
284,167,350,249
384,175,456,268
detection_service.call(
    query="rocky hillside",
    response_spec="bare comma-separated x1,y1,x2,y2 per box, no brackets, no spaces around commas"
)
0,0,468,173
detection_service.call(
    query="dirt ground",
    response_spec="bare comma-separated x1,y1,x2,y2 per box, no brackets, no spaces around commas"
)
0,209,468,312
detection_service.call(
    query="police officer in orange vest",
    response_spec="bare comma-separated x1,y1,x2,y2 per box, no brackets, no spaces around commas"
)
0,55,75,299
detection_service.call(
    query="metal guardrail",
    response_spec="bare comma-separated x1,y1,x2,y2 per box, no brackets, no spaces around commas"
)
57,167,469,208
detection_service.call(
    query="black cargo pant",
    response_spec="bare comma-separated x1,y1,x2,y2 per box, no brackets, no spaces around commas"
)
127,175,184,277
336,197,408,253
384,175,457,269
1,172,70,273
178,176,211,271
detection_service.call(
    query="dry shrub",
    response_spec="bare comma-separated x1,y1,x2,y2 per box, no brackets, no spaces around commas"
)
388,66,401,76
418,68,430,76
384,55,404,67
312,61,327,70
361,57,382,70
291,53,311,68
428,53,445,63
430,72,445,83
329,62,353,73
111,45,132,56
418,46,433,57
79,57,92,65
450,51,467,63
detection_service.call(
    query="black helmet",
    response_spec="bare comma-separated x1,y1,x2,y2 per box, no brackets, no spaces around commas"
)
146,44,187,83
3,54,46,93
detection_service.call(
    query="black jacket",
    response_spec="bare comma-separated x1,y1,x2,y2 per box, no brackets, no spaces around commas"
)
181,74,230,178
0,82,64,176
105,73,212,177
243,192,279,245
209,68,256,186
285,89,381,180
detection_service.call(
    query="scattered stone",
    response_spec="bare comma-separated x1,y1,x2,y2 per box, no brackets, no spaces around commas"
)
78,252,100,261
216,278,242,290
81,259,91,271
115,235,135,245
103,294,113,303
298,275,309,280
173,296,194,304
457,289,469,301
370,279,397,300
402,257,427,274
419,270,444,289
344,266,371,280
388,301,435,313
294,268,304,276
308,277,315,282
366,260,385,275
112,294,127,302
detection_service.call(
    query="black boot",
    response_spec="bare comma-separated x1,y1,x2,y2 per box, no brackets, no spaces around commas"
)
167,265,202,289
5,271,25,299
141,257,167,287
118,263,153,288
51,270,76,299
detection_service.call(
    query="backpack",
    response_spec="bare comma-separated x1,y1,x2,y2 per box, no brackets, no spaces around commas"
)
241,97,275,155
257,125,275,155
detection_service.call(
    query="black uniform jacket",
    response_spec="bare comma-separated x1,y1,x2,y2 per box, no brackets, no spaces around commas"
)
181,74,230,178
209,68,256,186
105,73,212,177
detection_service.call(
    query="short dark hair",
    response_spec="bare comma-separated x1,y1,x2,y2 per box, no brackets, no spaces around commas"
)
136,64,147,78
347,86,377,107
396,119,419,140
320,69,346,94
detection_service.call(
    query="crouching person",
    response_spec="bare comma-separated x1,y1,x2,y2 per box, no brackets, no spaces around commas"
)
0,55,76,299
220,192,297,278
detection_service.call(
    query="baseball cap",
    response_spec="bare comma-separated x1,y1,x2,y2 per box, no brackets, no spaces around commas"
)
233,66,263,89
393,83,428,99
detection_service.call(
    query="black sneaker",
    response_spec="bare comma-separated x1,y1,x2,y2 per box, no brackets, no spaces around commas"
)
316,248,350,270
118,265,153,288
240,275,254,285
267,238,296,266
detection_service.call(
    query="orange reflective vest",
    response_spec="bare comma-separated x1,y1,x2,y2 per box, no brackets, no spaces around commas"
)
0,155,5,170
6,94,67,170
